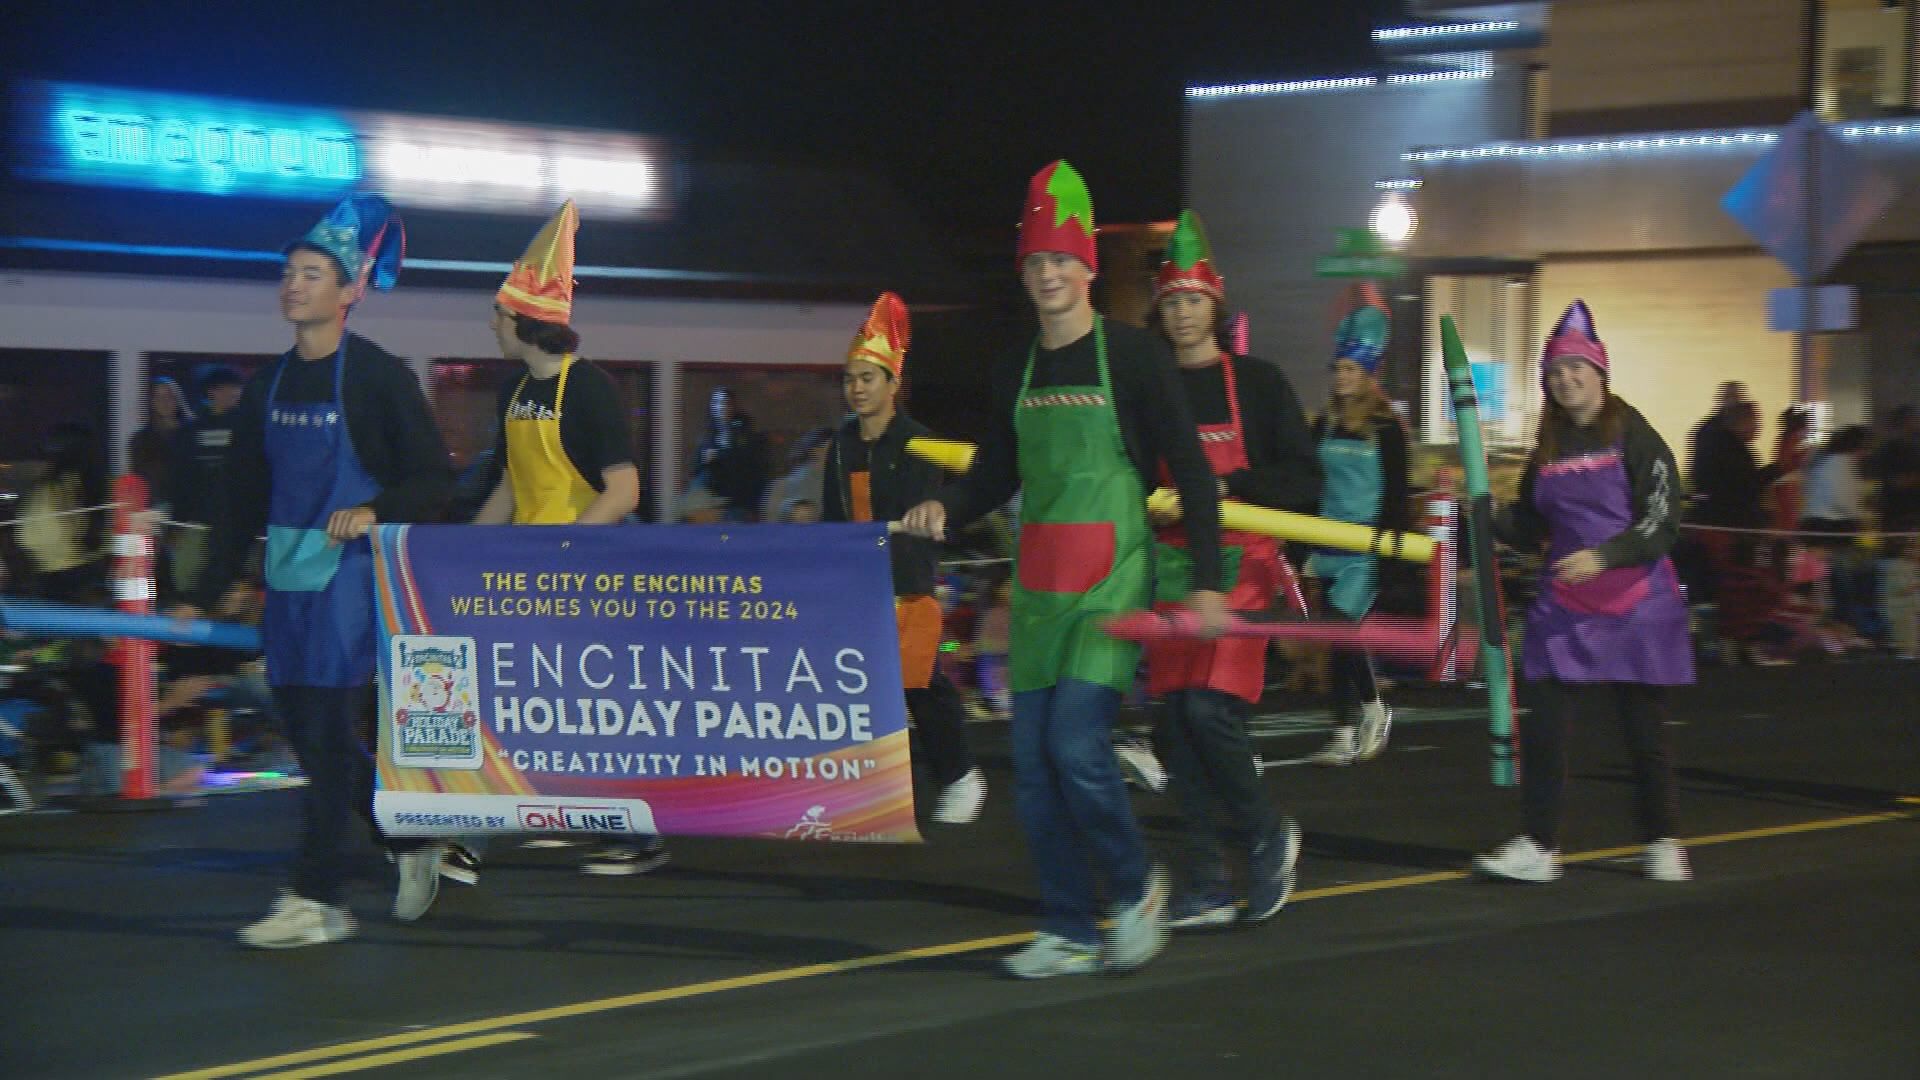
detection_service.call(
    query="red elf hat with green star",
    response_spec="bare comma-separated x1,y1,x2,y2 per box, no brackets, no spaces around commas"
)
1016,160,1097,271
1154,209,1224,301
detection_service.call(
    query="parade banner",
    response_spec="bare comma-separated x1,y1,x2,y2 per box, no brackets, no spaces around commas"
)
369,523,920,842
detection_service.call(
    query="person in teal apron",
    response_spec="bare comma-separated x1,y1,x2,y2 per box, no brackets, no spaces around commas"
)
181,195,453,948
902,162,1228,979
1307,283,1411,766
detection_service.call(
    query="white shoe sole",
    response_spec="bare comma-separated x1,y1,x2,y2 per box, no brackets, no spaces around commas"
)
1472,858,1561,883
580,853,670,877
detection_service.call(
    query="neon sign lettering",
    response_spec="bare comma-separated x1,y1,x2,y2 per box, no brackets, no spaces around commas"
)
23,82,360,198
16,81,670,218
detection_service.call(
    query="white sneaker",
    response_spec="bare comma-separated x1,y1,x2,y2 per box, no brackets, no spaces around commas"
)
1643,839,1693,882
932,768,987,825
1102,866,1171,973
393,842,447,921
238,891,356,949
1354,700,1392,761
1473,836,1562,883
1114,739,1167,793
1001,933,1100,980
1310,727,1359,766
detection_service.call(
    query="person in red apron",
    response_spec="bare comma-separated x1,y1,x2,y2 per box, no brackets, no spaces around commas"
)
1141,211,1318,930
901,162,1228,979
1307,283,1411,766
822,292,986,825
468,202,652,885
182,195,453,947
1475,300,1694,884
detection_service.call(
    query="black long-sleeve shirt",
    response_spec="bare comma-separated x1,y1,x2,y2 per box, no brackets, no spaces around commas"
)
1500,402,1681,570
194,333,452,609
1179,355,1320,513
934,318,1222,592
821,411,944,598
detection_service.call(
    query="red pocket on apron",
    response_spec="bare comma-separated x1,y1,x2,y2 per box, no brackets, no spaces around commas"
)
1019,522,1115,593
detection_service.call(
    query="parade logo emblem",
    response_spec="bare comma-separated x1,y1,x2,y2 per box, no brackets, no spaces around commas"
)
781,804,883,842
389,636,483,769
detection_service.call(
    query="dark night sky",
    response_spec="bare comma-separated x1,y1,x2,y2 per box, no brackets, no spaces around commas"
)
8,0,1389,237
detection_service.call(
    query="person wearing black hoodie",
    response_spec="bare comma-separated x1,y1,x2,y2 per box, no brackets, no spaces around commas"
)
822,293,985,825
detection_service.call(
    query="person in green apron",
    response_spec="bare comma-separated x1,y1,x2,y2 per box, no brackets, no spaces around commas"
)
466,202,652,887
181,195,452,947
901,161,1228,979
1307,284,1411,767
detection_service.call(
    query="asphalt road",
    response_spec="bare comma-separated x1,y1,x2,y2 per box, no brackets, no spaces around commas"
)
2,661,1915,1079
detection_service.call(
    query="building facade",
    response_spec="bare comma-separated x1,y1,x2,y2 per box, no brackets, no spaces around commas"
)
1187,0,1920,459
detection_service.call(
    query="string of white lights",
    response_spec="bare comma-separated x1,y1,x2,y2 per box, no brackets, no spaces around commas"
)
1373,21,1520,42
1405,121,1920,163
1187,65,1491,100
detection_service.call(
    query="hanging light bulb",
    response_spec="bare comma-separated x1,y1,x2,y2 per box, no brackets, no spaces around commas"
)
1371,193,1417,246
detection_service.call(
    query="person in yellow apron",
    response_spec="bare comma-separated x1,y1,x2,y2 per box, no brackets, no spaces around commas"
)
901,162,1228,979
822,292,987,825
470,202,649,883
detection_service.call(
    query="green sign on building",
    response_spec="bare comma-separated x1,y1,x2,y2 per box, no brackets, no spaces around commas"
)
1315,228,1405,279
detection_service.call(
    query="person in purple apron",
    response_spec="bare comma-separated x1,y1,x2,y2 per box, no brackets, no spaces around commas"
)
182,195,454,946
1475,300,1694,885
901,161,1228,978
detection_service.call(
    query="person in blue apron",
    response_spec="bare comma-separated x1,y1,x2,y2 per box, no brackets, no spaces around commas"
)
901,162,1228,979
468,202,654,884
1307,284,1411,766
1475,300,1694,885
182,195,453,947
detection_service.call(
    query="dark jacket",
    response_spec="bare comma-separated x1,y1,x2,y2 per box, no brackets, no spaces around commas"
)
694,414,769,517
822,412,942,598
1689,416,1774,528
193,333,452,609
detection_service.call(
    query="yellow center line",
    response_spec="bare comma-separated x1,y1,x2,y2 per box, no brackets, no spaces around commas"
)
155,808,1913,1080
246,1033,537,1080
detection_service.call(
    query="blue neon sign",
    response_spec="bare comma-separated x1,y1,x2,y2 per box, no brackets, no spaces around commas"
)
17,81,360,199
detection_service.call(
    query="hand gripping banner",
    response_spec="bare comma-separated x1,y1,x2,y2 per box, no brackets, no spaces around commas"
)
369,523,921,842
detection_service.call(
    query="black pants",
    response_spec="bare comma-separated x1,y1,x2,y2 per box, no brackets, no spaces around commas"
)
277,684,402,905
1154,689,1281,890
1330,649,1379,724
1521,680,1680,850
906,668,975,787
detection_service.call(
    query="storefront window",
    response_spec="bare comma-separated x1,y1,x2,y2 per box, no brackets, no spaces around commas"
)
1422,276,1535,449
1820,0,1911,121
0,349,111,495
679,364,843,523
146,353,277,421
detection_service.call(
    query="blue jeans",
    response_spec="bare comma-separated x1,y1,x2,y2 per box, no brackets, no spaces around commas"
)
1011,678,1150,945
